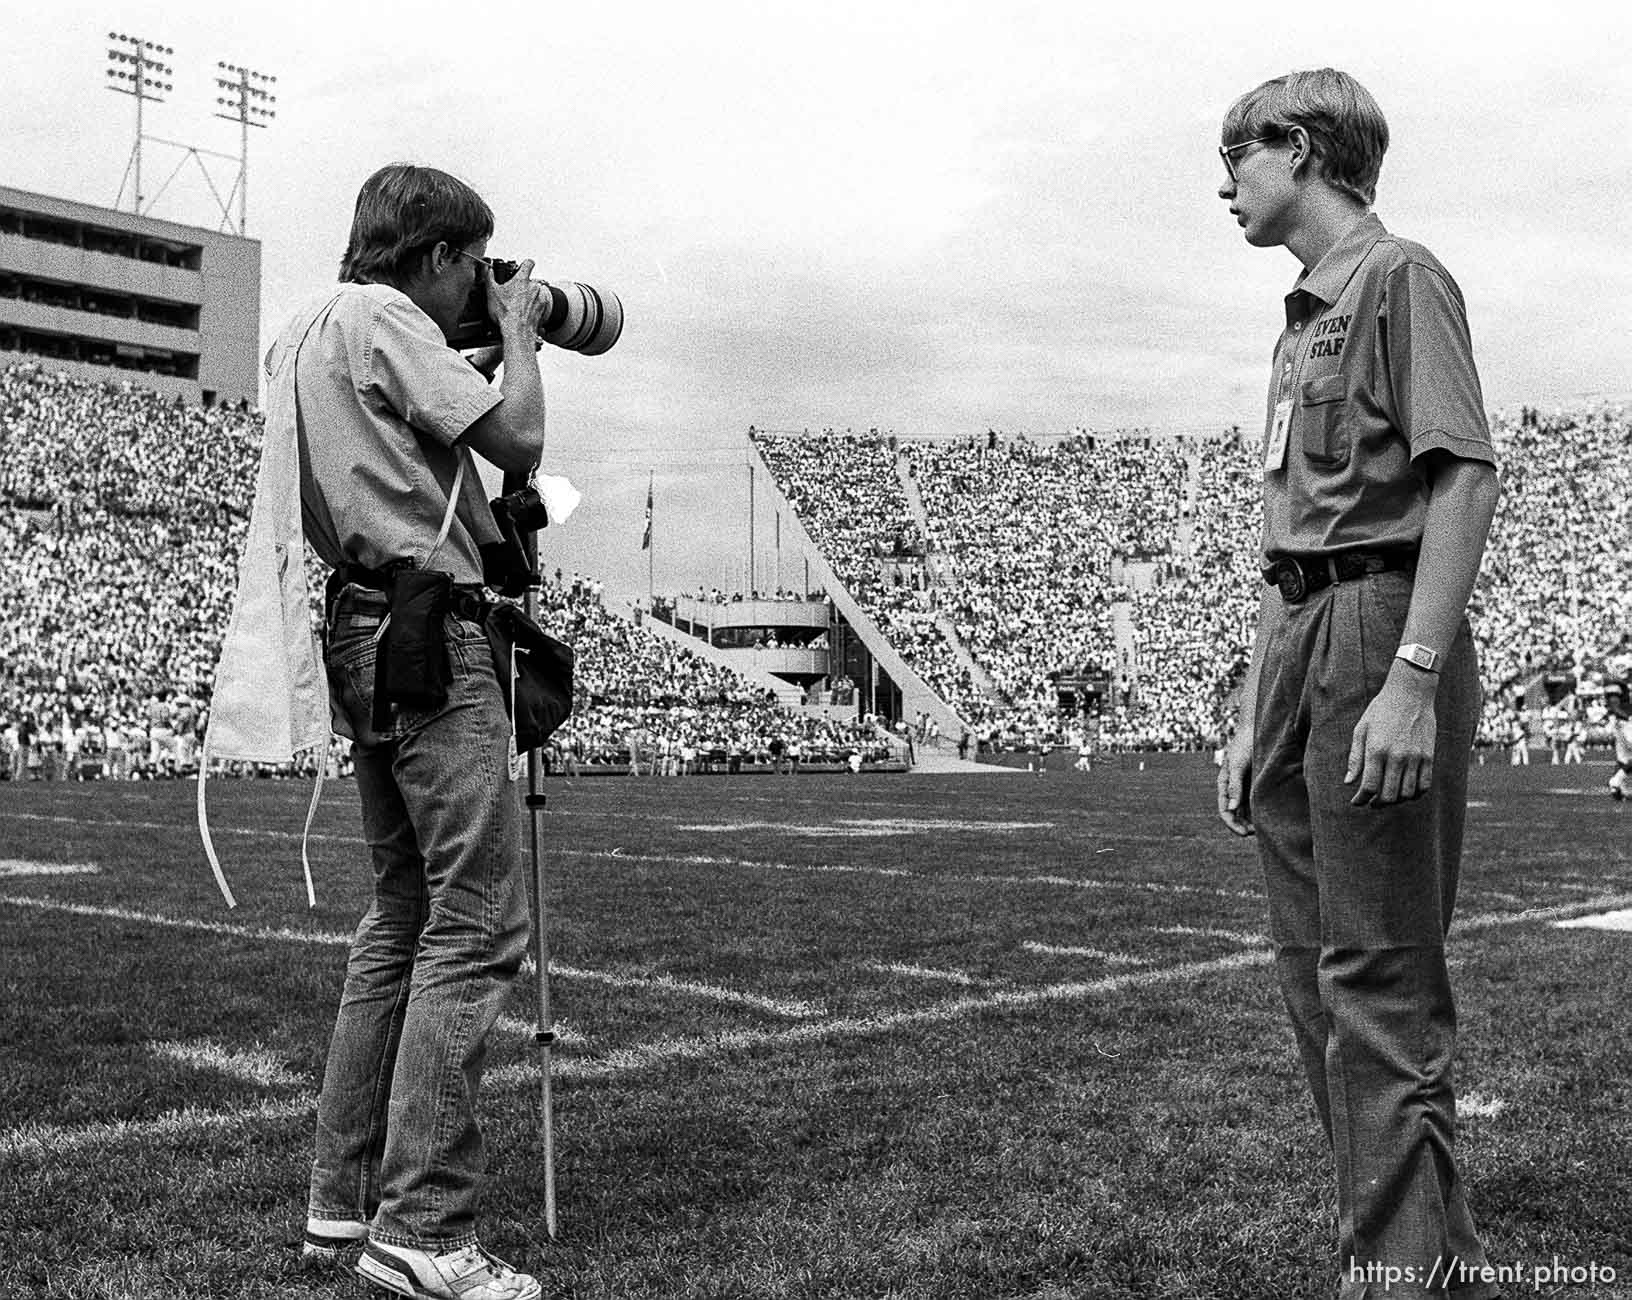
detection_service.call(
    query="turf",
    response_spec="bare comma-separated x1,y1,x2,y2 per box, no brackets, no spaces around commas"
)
2,757,1630,1299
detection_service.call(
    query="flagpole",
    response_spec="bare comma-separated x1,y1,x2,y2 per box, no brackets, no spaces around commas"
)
645,469,654,606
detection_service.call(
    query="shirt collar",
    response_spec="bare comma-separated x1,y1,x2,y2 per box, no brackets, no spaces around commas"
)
1284,212,1387,324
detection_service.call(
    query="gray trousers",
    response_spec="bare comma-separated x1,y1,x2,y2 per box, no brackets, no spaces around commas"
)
1251,571,1499,1300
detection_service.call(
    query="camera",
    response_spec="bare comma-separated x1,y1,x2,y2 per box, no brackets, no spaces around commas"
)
481,482,553,597
492,483,551,534
449,258,623,356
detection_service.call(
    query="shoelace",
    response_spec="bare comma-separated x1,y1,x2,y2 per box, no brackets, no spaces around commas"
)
443,1245,520,1284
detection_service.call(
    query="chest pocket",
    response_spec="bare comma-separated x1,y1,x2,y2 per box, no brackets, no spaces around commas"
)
1299,373,1348,465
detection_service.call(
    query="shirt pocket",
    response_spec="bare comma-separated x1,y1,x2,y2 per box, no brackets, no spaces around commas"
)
1299,373,1349,466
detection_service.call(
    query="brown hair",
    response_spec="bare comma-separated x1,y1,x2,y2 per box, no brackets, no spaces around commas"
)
1222,68,1389,206
338,163,494,285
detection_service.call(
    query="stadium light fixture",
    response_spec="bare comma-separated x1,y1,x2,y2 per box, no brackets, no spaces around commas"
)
213,61,278,235
106,32,175,214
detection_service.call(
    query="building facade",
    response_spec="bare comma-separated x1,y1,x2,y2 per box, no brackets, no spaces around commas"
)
0,185,259,406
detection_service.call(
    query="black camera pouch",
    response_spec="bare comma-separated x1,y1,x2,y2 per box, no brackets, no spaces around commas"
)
372,567,454,730
484,601,574,752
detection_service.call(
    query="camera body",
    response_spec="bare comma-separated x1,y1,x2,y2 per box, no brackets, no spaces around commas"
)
481,483,553,598
450,258,623,356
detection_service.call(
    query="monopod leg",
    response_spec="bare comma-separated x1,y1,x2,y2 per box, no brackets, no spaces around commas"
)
526,744,559,1239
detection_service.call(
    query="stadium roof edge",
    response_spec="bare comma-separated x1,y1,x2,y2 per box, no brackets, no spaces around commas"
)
0,182,260,248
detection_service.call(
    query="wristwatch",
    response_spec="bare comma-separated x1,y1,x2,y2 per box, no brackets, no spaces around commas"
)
1395,643,1440,673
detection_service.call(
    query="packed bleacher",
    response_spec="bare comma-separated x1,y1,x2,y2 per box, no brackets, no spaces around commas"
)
904,434,1185,745
2,358,1627,774
0,364,900,779
757,413,1630,754
750,430,985,723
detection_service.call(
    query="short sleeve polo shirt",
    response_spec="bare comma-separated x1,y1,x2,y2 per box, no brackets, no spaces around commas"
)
272,283,503,585
1260,213,1495,562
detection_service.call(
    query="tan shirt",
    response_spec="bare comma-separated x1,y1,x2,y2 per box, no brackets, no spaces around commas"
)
1261,213,1495,561
267,282,503,585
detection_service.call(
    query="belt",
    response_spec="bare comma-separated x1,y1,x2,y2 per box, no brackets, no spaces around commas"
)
1262,549,1417,604
328,574,491,637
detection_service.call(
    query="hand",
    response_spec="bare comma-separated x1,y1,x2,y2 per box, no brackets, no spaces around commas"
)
464,345,503,378
486,257,548,339
1217,725,1255,836
1345,667,1437,807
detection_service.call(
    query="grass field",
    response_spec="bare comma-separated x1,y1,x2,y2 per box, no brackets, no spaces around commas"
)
3,757,1631,1300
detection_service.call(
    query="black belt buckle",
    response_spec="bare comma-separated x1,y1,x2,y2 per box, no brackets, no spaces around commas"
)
1272,558,1308,603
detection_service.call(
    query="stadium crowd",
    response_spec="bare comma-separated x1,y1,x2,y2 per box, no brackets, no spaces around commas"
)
759,413,1629,756
0,364,900,779
2,359,1627,772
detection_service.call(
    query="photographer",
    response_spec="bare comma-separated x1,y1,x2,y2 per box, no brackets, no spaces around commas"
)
289,164,547,1300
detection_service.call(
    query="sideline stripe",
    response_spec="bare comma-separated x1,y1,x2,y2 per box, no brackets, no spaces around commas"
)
679,818,1056,836
0,896,821,1020
1555,908,1632,932
522,957,823,1020
496,1016,589,1047
0,860,99,877
0,1097,314,1162
9,891,1632,1156
0,812,1246,895
862,961,979,985
1156,924,1268,947
0,811,362,844
490,890,1632,1086
1022,941,1149,965
148,1039,305,1088
1459,1092,1508,1120
0,896,355,945
569,849,1260,900
489,950,1271,1086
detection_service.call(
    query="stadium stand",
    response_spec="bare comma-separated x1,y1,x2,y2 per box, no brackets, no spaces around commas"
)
0,363,901,779
757,418,1631,754
1,360,1627,776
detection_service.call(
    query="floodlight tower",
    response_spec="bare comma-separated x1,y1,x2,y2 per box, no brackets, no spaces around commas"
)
106,32,175,214
214,62,277,236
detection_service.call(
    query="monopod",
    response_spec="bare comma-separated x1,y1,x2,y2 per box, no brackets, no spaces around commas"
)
518,515,559,1239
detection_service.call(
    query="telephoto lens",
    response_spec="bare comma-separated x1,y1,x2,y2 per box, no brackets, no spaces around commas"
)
450,259,623,356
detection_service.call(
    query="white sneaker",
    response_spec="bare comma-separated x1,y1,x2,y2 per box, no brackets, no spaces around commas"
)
301,1216,367,1265
357,1239,542,1300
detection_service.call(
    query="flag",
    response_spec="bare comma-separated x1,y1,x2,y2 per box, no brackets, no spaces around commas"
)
641,474,653,550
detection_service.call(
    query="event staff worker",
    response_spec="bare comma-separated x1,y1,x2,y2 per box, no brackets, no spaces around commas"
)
290,164,548,1300
1213,72,1502,1299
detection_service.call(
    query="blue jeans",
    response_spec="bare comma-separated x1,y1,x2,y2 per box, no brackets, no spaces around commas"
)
1252,572,1497,1300
308,586,529,1250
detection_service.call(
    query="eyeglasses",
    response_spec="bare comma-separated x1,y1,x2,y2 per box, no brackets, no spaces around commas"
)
451,247,494,274
1219,134,1282,183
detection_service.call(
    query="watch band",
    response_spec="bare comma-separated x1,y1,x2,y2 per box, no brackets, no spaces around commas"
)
1395,642,1440,673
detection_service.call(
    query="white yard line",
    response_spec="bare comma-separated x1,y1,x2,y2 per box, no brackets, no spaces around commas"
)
569,848,1261,899
1021,941,1149,965
861,960,980,985
0,1097,315,1162
0,896,822,1019
490,950,1272,1086
8,890,1632,1155
1554,908,1632,932
1155,924,1269,947
523,957,824,1019
0,895,355,945
491,891,1632,1085
147,1039,305,1088
496,1016,589,1047
0,860,99,877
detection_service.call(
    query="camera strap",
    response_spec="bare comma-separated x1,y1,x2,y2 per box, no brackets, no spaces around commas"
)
369,454,465,646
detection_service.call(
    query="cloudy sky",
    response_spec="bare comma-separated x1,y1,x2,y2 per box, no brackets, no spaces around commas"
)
6,0,1628,596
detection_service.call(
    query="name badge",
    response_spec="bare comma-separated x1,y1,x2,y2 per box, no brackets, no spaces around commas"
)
1264,398,1292,472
